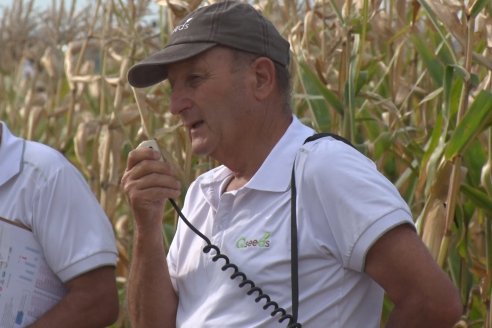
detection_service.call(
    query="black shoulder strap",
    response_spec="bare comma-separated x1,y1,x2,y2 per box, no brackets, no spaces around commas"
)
303,132,356,149
289,132,355,328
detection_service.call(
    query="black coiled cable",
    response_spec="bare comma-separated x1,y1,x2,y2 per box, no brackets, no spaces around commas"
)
168,199,302,327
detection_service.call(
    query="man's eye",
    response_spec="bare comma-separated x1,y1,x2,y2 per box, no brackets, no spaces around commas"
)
187,74,204,87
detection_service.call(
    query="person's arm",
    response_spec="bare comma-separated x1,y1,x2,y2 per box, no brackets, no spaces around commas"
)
121,147,181,328
365,224,462,328
28,266,118,328
128,215,178,328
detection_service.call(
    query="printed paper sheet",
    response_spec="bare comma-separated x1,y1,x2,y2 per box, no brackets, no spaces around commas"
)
0,218,66,327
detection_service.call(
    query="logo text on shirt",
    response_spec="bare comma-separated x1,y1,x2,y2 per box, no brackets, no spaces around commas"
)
236,232,271,249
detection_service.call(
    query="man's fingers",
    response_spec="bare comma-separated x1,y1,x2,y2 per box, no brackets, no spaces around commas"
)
123,171,181,195
122,147,181,204
126,147,161,171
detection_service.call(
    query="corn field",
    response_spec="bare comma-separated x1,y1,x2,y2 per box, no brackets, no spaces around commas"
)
1,0,492,327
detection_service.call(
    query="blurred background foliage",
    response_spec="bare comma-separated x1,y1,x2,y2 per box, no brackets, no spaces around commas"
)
1,0,492,327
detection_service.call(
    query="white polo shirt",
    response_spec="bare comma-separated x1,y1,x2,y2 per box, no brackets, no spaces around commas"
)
168,116,414,327
0,122,118,282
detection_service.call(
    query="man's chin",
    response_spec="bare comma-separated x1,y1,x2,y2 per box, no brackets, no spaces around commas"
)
190,142,211,157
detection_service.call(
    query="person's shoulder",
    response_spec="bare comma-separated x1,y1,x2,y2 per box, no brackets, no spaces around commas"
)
299,134,375,174
301,134,362,157
23,140,73,172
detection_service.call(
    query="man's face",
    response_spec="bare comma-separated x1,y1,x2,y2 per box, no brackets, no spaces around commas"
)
167,47,256,161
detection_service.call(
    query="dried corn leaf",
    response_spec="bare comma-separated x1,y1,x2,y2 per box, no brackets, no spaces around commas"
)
40,47,63,78
164,0,191,20
421,198,447,259
485,15,492,49
109,106,141,128
480,161,492,194
64,39,101,90
424,0,466,45
27,106,45,140
74,120,100,176
98,125,125,219
418,159,467,257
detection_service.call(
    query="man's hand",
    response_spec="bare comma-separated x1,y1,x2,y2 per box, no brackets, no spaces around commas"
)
121,146,181,230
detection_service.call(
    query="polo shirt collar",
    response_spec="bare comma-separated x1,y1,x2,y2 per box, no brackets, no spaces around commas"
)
196,117,314,209
0,122,24,187
246,116,314,192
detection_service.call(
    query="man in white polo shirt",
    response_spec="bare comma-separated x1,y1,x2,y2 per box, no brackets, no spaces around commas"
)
0,121,119,327
121,1,462,327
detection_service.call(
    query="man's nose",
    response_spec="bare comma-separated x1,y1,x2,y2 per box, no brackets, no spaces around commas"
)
169,87,193,115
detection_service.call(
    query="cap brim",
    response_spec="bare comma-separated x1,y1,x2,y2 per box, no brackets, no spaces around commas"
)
128,42,217,88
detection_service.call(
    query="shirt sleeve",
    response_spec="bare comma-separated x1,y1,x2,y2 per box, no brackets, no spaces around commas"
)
297,138,415,272
32,162,118,282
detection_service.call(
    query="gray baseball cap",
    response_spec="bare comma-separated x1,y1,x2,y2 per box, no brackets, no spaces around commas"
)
127,1,290,88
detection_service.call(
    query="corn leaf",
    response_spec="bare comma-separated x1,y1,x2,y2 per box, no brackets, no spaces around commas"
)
299,61,344,116
444,90,492,160
412,35,444,85
298,61,344,132
461,184,492,216
470,0,489,18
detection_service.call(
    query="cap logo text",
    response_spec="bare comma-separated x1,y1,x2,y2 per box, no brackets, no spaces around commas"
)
173,18,193,33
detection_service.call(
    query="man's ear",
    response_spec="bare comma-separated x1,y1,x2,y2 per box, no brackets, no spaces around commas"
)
250,57,276,100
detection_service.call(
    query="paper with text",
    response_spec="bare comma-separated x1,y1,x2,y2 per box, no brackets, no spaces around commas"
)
0,218,66,327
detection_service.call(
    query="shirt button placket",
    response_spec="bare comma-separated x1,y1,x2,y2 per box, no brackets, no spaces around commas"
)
213,192,234,243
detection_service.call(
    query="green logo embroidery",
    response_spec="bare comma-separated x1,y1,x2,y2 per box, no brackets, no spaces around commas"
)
236,232,271,248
